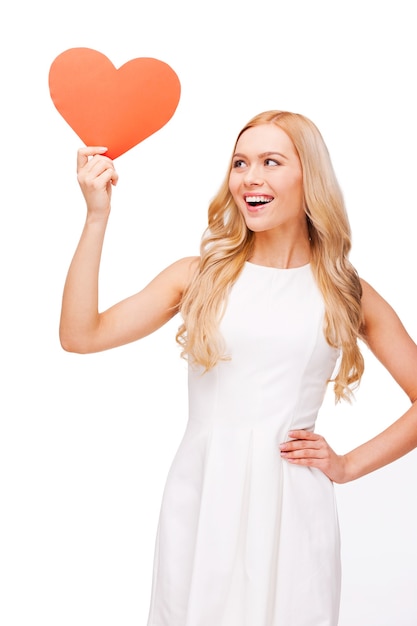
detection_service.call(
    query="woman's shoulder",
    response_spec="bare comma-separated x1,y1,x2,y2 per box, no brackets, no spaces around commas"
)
359,278,395,316
359,278,393,322
172,255,200,277
159,256,200,292
359,277,410,345
359,277,417,400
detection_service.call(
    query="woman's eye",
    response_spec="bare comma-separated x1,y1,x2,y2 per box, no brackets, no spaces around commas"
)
265,158,279,166
233,159,246,168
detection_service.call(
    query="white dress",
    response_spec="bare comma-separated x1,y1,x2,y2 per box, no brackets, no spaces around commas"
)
147,262,341,626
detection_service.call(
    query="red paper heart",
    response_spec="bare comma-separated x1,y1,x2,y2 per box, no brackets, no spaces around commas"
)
48,48,181,159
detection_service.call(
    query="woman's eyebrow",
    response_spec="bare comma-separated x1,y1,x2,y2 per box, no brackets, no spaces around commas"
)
259,151,288,160
232,151,288,160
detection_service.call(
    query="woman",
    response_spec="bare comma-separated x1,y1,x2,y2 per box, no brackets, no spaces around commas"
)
60,111,417,625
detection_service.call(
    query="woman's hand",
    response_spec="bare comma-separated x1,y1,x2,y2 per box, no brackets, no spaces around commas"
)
76,147,119,217
280,430,349,483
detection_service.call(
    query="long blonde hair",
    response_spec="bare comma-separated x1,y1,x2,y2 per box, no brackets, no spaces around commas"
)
177,111,364,402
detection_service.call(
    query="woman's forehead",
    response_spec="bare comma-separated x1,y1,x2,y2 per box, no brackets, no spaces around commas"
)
234,124,297,157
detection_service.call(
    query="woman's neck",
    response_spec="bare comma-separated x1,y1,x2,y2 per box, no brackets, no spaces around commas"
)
249,231,311,269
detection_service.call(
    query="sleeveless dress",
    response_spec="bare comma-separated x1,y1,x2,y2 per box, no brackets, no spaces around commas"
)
147,262,341,626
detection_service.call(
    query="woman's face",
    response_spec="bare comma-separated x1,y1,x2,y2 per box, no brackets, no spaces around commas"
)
228,124,305,235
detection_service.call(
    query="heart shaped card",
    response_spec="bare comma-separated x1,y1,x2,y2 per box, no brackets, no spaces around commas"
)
48,48,181,159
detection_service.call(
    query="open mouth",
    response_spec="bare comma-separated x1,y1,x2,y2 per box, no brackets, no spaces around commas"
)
245,195,273,207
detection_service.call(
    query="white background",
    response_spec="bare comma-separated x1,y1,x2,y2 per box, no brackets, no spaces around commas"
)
1,0,417,624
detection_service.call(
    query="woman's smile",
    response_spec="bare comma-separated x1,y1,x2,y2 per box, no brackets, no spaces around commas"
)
244,193,274,211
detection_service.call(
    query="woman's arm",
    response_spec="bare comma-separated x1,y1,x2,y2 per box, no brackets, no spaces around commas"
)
279,279,417,483
340,279,417,480
59,147,199,354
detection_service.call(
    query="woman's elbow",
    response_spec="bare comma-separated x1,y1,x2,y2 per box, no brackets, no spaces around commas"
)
59,330,93,354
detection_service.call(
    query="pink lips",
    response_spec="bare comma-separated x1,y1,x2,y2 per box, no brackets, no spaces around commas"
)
246,203,264,213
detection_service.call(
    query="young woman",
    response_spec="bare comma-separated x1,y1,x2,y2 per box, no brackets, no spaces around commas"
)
60,110,417,625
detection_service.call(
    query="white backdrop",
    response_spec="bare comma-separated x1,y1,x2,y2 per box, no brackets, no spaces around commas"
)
1,1,417,624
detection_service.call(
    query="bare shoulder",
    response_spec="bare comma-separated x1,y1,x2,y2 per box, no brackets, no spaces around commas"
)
157,255,200,294
360,278,405,331
360,278,396,318
173,255,200,279
360,277,417,399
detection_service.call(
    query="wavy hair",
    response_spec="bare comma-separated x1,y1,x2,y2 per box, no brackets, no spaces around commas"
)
176,111,364,402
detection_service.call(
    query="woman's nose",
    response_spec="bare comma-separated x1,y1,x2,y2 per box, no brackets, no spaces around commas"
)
243,165,263,185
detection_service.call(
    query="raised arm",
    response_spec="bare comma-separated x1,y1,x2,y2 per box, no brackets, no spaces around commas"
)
59,147,198,354
279,279,417,482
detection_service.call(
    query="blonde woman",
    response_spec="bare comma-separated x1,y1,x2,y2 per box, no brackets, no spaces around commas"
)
60,111,417,625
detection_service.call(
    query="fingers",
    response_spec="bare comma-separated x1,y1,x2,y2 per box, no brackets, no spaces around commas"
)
279,429,345,482
280,430,327,461
76,146,108,171
288,429,319,442
77,147,119,189
75,147,119,214
280,431,322,451
77,147,118,184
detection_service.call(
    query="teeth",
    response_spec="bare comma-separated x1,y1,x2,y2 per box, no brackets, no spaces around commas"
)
245,195,273,205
